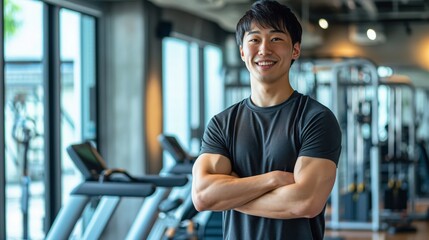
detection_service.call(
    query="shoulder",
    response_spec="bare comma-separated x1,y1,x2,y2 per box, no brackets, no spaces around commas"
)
204,99,247,139
201,100,248,158
292,92,336,120
296,92,329,110
211,99,247,123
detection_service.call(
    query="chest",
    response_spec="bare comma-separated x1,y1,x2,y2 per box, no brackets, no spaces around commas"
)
231,110,300,175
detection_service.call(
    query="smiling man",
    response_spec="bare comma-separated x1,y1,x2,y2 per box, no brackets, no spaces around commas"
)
191,1,342,239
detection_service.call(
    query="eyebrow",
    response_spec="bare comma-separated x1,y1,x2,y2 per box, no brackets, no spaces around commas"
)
246,29,286,36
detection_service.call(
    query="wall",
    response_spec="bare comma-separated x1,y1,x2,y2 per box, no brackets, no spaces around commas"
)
100,1,147,174
98,1,151,239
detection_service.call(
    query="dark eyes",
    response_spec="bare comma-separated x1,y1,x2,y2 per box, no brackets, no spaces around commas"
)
248,37,283,43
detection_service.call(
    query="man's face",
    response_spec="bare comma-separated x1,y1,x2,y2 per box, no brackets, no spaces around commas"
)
240,22,300,84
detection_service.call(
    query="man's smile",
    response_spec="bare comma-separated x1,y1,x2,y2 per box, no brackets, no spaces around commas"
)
255,60,277,69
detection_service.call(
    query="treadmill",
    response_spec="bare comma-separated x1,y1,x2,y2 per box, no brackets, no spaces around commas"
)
46,141,188,240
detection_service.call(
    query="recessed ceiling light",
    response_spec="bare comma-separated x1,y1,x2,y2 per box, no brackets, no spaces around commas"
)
318,18,329,29
367,28,377,40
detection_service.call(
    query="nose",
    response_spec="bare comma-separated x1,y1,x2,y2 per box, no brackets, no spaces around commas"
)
258,40,272,55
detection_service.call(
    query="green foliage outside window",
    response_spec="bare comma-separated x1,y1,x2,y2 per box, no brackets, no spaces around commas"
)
4,0,21,38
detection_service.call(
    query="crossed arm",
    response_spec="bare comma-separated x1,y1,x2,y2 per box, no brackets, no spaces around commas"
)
191,153,337,219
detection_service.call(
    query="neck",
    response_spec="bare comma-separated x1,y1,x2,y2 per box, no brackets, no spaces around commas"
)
250,81,294,107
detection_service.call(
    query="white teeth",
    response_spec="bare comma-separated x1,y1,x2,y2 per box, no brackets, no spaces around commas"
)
258,61,274,66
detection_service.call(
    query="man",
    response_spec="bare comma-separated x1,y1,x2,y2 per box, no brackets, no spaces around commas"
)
192,1,342,239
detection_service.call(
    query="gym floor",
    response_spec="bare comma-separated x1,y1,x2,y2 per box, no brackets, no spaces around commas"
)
324,199,429,240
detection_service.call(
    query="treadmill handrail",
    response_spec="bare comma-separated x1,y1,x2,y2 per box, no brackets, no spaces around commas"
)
98,168,189,187
71,182,156,197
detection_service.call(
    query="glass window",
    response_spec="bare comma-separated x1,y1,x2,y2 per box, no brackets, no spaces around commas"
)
59,7,97,205
4,0,44,239
189,43,200,154
204,45,223,125
59,8,97,238
162,37,190,168
162,37,223,164
3,1,98,238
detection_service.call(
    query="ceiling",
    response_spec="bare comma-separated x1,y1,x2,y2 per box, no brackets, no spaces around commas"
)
148,0,429,32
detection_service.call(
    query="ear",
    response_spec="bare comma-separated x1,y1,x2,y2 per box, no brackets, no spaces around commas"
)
292,42,301,60
240,45,245,61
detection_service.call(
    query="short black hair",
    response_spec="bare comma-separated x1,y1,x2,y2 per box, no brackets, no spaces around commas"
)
235,0,302,47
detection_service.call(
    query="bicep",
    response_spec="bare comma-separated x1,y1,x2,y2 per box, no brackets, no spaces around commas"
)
294,156,337,203
192,153,232,176
192,153,233,201
192,153,233,193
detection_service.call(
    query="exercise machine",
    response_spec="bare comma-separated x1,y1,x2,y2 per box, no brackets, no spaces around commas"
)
145,134,198,240
126,134,196,240
293,57,420,233
145,134,223,240
378,76,417,233
46,141,189,240
292,58,381,231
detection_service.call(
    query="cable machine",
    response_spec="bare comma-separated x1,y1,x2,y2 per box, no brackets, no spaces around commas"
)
292,58,380,230
378,75,417,233
327,58,381,231
292,58,419,232
415,88,429,200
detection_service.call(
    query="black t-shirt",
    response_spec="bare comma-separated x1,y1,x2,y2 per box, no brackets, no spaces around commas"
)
200,91,342,240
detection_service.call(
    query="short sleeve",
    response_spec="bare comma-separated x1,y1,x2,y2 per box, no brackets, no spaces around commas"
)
199,116,232,160
299,109,342,165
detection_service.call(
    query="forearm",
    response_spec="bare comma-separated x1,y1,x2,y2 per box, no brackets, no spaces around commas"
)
235,158,337,219
234,183,322,219
192,153,296,212
192,171,281,211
